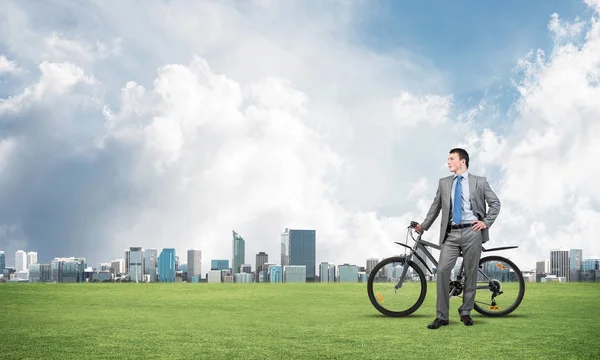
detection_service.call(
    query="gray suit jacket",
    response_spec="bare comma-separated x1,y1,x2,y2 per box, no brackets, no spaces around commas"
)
421,174,501,244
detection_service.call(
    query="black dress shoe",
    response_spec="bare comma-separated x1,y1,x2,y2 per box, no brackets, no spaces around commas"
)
427,318,449,329
460,315,474,326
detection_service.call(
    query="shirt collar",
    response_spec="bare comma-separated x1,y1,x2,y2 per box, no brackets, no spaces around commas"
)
455,171,469,179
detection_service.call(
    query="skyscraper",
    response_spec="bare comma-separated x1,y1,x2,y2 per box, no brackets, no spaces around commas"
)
27,252,38,270
111,259,125,275
256,252,268,282
125,249,130,274
569,249,582,282
187,249,202,281
232,230,245,274
0,251,5,272
366,258,379,275
128,247,143,282
144,249,158,282
536,260,550,274
15,250,27,272
281,229,316,282
158,248,176,282
281,230,290,266
550,249,570,281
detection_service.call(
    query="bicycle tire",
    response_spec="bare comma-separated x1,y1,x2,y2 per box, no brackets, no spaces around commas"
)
367,256,427,317
473,255,525,317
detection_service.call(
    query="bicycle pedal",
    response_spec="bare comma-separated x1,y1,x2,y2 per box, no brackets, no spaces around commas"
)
488,306,500,310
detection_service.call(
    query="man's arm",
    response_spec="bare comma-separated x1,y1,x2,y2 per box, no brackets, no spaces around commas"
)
482,177,501,228
420,179,442,231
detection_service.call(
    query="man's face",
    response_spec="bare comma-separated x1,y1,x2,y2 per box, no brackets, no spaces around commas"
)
447,152,463,172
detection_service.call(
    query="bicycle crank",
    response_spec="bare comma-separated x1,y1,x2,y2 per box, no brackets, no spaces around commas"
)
448,281,463,296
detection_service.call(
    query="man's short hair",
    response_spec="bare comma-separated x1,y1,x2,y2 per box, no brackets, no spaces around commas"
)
449,148,469,168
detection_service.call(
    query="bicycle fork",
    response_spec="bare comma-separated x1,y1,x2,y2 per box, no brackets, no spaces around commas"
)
393,254,412,291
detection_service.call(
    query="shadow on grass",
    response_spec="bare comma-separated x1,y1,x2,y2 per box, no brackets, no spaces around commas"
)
475,313,529,319
361,313,431,319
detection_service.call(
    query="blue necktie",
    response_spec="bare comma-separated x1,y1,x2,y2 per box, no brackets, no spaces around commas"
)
453,175,463,224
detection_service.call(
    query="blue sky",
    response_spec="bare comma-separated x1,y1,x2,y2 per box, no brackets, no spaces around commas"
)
357,0,590,127
1,0,600,272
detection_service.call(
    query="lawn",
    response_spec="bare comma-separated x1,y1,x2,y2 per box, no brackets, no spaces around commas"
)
1,282,599,359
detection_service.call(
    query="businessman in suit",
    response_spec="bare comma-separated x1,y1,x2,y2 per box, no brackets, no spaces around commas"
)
415,148,500,329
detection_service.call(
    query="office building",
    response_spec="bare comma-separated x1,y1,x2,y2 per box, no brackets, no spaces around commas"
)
366,258,378,275
125,250,130,274
583,257,600,272
240,264,251,274
128,247,144,282
284,265,306,283
27,251,38,270
50,257,86,283
232,230,245,274
281,229,316,281
0,251,5,272
570,249,582,282
187,249,202,282
15,250,27,272
338,264,359,282
144,249,158,282
582,256,600,281
319,262,336,282
211,259,229,270
158,248,176,282
207,270,221,283
111,259,125,275
268,265,283,283
256,252,268,282
234,273,253,283
536,260,550,274
551,249,570,281
29,264,51,282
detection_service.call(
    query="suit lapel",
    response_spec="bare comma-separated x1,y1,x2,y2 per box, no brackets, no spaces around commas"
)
444,176,453,206
468,175,477,202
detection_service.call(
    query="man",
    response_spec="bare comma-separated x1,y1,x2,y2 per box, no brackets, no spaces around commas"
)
415,148,500,329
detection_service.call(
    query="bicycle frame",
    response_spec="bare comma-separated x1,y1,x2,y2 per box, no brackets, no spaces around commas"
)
392,227,518,291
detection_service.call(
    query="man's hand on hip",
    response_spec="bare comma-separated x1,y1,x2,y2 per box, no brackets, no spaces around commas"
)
471,220,487,232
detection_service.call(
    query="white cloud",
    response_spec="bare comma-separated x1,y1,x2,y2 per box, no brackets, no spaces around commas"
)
392,92,452,127
0,55,22,75
0,61,97,114
548,13,585,42
42,32,121,62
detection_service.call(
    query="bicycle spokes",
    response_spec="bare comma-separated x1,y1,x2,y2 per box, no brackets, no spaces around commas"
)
368,257,426,317
474,258,522,314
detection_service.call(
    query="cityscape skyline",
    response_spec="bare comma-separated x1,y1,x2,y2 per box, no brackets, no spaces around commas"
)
2,241,599,277
2,229,599,283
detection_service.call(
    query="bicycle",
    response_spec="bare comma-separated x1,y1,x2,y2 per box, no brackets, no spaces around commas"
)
367,221,525,317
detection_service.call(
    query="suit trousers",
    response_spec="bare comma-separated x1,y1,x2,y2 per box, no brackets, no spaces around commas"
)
436,227,482,321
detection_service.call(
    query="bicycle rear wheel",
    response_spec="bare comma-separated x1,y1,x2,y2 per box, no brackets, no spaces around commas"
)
367,256,427,317
473,255,525,317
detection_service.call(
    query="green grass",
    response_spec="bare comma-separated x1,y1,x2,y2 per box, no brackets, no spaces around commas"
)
1,282,599,359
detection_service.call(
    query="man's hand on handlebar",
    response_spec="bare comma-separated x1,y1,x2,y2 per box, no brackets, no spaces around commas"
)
410,221,424,234
415,223,424,234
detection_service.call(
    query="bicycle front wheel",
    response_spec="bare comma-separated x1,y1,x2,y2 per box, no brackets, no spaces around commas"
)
473,255,525,317
367,256,427,317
